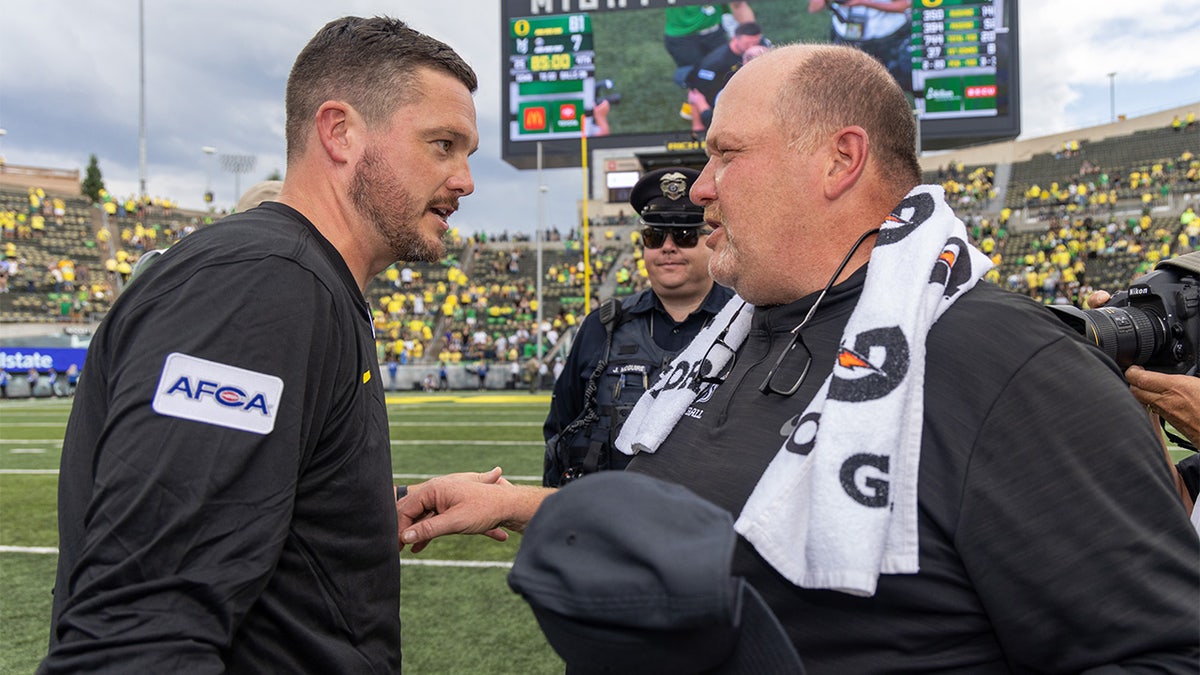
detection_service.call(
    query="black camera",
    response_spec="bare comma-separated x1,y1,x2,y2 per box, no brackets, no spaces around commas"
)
1049,262,1200,375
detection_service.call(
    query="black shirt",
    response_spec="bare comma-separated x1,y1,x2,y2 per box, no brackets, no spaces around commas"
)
44,203,402,673
630,267,1200,673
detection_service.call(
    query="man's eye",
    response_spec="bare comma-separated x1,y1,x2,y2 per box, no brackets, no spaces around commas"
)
436,140,452,152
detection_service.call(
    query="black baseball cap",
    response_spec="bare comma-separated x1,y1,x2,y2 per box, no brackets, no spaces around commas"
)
629,167,704,226
507,471,806,674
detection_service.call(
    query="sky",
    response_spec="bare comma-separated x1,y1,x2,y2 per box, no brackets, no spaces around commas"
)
1,0,1198,235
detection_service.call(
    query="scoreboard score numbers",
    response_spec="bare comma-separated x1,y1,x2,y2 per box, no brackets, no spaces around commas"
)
913,0,1003,119
501,0,1020,170
509,14,596,139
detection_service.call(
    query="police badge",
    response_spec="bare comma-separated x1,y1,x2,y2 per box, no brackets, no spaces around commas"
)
659,172,689,201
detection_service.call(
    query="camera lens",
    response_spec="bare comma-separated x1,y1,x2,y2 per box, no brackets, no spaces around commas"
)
1078,306,1167,369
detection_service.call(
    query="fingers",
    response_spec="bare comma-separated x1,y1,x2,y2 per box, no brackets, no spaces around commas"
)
1125,366,1173,405
483,527,510,543
400,513,458,548
1124,365,1200,444
430,466,504,486
1085,290,1111,309
1125,366,1173,419
394,472,551,551
396,480,513,549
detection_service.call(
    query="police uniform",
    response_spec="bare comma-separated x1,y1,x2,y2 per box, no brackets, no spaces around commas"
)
543,168,734,487
45,203,401,672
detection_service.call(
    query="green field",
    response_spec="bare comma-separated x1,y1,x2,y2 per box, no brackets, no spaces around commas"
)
0,393,562,674
4,393,1193,673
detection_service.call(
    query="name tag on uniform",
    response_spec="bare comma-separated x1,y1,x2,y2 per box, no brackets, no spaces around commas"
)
152,352,284,435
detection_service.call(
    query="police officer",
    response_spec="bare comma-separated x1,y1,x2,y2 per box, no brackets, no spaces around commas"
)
542,167,734,486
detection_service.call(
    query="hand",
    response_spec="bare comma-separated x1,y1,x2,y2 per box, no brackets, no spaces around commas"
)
396,467,550,553
1124,366,1200,446
396,467,510,553
1085,290,1111,308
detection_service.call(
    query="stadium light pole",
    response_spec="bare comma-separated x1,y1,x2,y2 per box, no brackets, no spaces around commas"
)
536,141,546,361
202,146,217,207
138,0,147,199
219,154,257,210
1107,72,1117,123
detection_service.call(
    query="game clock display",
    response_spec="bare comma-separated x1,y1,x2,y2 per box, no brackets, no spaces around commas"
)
913,0,1003,118
501,0,1019,170
509,14,595,139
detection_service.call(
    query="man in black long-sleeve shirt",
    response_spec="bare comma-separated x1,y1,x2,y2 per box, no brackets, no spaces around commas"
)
43,16,479,673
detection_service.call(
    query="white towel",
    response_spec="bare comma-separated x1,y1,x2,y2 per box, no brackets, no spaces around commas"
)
615,185,991,596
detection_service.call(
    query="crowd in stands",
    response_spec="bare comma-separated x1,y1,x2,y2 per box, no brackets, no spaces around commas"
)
981,211,1189,307
1018,148,1198,220
3,118,1199,385
0,185,214,325
367,230,633,372
930,161,997,214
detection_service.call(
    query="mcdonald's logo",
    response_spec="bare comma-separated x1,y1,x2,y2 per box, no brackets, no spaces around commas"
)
523,106,548,131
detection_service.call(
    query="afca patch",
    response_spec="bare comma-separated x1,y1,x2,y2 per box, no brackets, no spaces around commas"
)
152,352,284,435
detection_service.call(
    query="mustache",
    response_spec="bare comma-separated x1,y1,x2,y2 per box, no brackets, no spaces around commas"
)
430,196,460,215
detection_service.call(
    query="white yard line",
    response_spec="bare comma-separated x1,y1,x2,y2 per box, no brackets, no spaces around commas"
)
0,545,513,568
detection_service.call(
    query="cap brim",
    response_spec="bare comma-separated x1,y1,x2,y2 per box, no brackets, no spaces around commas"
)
712,582,806,674
640,209,704,226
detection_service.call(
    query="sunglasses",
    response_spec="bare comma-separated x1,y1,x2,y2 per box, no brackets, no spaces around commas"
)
640,226,712,249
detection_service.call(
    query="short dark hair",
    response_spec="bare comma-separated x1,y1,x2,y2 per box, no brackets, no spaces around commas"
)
285,16,478,161
734,22,763,37
774,44,921,189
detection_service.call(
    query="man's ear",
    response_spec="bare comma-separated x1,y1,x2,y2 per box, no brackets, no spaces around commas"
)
315,101,357,165
824,125,869,200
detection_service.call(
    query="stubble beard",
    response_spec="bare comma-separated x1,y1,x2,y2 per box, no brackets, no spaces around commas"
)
350,148,446,264
707,231,738,291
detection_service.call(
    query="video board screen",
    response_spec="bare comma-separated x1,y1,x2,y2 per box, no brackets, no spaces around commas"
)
501,0,1019,170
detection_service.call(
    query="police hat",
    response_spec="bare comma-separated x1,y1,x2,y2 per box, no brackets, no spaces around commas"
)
630,168,703,226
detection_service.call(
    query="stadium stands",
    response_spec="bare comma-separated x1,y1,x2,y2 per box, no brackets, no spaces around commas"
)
2,105,1198,384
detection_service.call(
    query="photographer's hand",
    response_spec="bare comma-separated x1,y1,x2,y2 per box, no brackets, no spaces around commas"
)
1124,366,1200,448
1084,290,1110,308
1124,367,1198,516
1085,289,1196,515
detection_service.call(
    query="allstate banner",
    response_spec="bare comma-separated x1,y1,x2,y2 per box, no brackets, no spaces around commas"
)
0,347,89,373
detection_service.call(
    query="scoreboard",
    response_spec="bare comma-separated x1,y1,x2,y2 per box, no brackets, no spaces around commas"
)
500,0,1020,170
509,14,596,140
913,0,1003,119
